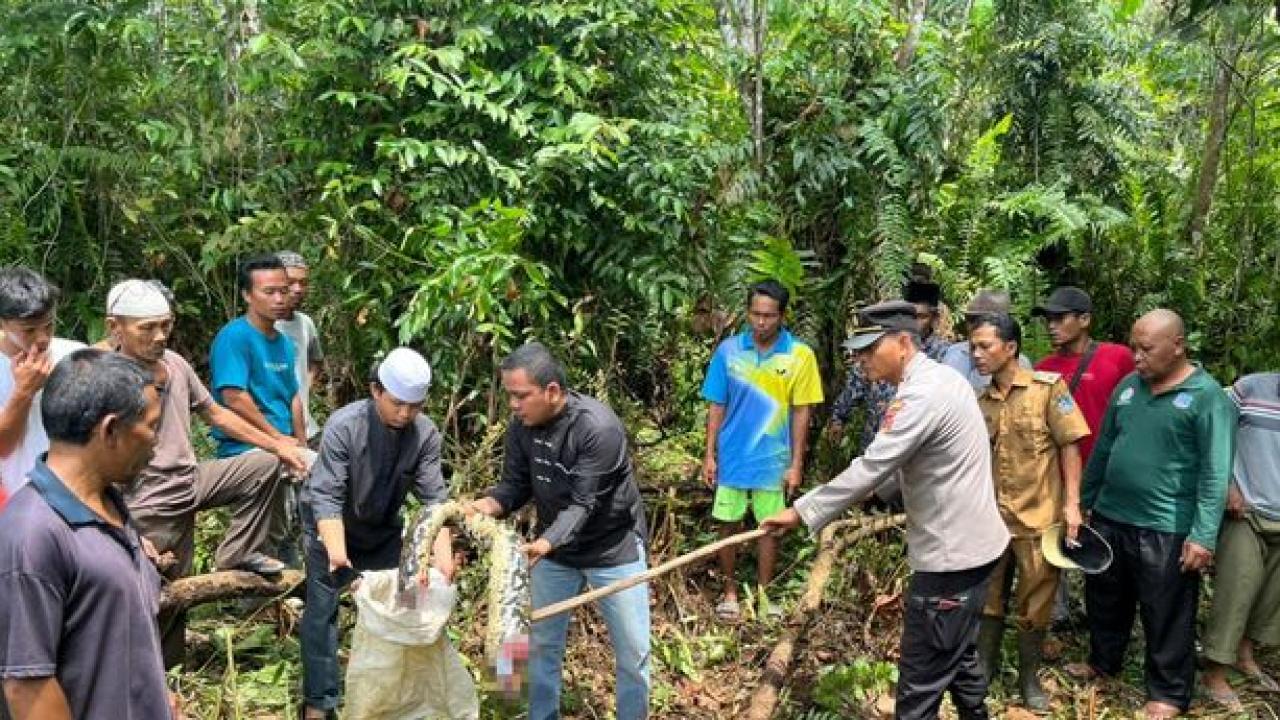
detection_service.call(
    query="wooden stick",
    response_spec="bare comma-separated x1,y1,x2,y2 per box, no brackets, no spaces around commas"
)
530,526,770,622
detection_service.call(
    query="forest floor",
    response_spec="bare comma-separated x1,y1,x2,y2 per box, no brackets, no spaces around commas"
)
170,437,1280,719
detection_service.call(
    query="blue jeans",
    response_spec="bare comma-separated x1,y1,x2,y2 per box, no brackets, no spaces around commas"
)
298,508,399,711
530,542,650,720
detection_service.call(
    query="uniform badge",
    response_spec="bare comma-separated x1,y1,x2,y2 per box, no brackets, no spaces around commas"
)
1118,387,1135,406
1056,394,1076,414
1173,392,1193,409
880,399,904,433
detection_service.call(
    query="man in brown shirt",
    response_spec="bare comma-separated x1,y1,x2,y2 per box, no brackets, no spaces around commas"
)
971,313,1089,712
103,280,308,667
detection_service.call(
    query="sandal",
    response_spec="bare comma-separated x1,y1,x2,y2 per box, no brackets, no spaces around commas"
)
715,598,740,621
1237,665,1280,692
1064,662,1101,681
1201,683,1244,714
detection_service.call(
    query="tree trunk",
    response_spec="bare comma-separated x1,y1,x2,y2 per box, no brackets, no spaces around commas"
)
894,0,929,70
160,569,304,613
715,0,767,166
1185,53,1235,254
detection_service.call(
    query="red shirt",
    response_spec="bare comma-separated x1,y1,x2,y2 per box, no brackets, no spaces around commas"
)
1035,341,1136,463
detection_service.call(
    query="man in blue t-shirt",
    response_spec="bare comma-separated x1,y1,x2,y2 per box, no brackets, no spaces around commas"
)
701,280,824,621
210,254,305,457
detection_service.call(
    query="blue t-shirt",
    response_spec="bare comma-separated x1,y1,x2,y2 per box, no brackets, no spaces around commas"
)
209,316,299,457
701,329,824,490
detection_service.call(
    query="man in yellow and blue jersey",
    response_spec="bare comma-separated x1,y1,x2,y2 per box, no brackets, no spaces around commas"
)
701,279,823,621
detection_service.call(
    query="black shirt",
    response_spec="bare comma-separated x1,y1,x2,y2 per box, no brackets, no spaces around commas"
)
488,391,647,568
304,399,447,556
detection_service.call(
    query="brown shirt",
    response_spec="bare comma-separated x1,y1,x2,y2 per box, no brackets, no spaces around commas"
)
980,368,1090,537
125,350,213,514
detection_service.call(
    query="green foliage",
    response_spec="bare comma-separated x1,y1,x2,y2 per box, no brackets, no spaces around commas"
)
3,0,1280,713
812,658,899,712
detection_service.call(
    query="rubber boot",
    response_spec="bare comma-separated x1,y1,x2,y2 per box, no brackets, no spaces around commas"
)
1017,629,1050,713
976,616,1004,686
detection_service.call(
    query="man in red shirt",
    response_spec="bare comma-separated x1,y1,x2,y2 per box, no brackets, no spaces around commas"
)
1032,286,1135,629
1032,287,1135,465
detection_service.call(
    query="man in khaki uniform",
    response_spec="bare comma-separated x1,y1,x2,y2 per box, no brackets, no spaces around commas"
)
970,313,1089,712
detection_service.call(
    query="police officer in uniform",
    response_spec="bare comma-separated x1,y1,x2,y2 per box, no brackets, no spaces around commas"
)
970,313,1090,711
764,300,1010,720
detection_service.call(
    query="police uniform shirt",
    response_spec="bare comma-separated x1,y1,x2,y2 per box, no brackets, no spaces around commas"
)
979,368,1091,538
795,353,1010,572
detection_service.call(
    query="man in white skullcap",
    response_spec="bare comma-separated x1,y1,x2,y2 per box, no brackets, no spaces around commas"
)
299,347,454,719
104,279,310,667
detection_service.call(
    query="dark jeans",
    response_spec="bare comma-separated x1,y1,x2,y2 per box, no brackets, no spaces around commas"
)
896,560,998,720
298,507,401,711
1083,514,1199,710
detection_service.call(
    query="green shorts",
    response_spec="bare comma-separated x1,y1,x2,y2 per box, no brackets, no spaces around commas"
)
712,485,786,524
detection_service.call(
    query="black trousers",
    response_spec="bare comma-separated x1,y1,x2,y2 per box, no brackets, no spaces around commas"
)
1083,514,1200,710
896,560,998,720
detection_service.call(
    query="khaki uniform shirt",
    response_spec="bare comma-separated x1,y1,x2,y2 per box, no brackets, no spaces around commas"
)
795,353,1009,573
979,368,1090,538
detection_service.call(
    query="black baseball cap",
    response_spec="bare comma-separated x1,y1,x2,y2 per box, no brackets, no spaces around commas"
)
1032,286,1092,316
841,300,919,352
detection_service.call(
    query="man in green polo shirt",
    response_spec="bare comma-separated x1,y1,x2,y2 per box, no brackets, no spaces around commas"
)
1069,309,1236,720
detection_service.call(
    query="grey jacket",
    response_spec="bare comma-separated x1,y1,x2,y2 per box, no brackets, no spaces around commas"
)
304,399,447,553
795,353,1009,572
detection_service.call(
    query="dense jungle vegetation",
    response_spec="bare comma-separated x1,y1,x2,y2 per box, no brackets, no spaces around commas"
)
3,0,1280,717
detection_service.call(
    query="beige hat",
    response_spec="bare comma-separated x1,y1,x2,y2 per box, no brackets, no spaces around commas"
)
1041,523,1113,574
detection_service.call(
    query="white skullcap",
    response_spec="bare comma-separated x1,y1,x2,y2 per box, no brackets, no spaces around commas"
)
377,348,432,403
107,279,171,318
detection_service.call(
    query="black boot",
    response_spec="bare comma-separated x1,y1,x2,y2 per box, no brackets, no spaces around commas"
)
976,616,1004,686
1017,629,1050,713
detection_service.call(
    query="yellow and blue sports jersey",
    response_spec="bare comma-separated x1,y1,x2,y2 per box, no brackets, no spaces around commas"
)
701,329,824,490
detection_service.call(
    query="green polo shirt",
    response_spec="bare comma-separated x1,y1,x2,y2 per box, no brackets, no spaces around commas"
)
1082,367,1236,550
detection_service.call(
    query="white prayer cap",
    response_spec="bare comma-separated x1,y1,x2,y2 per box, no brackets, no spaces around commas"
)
107,279,171,318
377,348,432,403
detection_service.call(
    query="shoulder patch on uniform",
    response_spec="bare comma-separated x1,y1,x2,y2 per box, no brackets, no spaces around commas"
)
880,399,905,433
1056,394,1076,414
1032,370,1061,384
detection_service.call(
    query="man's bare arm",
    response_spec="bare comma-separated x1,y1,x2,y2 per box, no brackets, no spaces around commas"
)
4,677,73,720
221,388,288,441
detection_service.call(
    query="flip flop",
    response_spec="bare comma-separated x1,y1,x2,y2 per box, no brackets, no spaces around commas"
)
1200,684,1243,714
1237,665,1280,692
1064,662,1101,681
715,598,740,621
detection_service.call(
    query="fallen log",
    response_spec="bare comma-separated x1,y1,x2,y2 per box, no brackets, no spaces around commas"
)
746,513,905,720
159,569,304,613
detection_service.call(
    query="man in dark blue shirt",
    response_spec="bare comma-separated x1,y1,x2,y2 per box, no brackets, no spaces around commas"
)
0,349,173,719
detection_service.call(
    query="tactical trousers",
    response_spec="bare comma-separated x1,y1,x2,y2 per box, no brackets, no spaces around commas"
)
1083,514,1199,711
896,560,997,720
